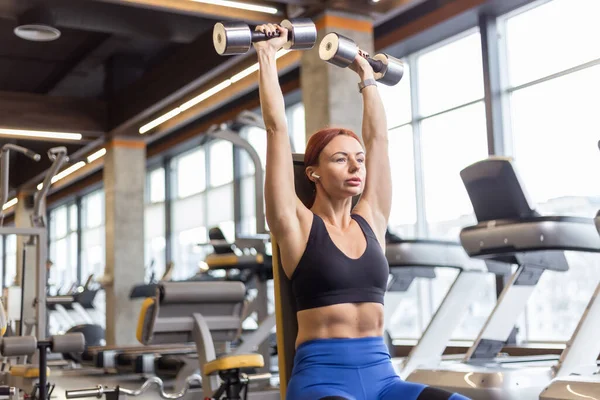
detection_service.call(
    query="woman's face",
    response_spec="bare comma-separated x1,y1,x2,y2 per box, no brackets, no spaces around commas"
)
311,135,366,199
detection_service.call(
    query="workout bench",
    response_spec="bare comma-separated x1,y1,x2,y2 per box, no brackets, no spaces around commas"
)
136,281,276,399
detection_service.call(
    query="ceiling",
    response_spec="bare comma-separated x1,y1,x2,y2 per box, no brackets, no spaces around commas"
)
0,0,430,193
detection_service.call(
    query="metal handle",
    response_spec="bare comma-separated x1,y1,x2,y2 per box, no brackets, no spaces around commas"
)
33,147,68,224
66,386,105,399
2,144,41,161
367,57,385,74
66,375,202,400
246,372,272,382
0,144,41,224
251,29,289,43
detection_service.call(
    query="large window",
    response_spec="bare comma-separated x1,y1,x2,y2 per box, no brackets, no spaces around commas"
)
4,235,16,288
49,203,78,292
145,167,167,282
170,141,235,280
237,106,306,236
239,126,267,236
170,148,208,281
381,31,497,341
80,190,105,281
500,0,600,342
417,31,488,240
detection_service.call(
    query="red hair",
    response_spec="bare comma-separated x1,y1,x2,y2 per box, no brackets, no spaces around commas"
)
304,128,363,208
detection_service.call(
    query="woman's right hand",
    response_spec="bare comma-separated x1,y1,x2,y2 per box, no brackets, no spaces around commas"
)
253,23,288,55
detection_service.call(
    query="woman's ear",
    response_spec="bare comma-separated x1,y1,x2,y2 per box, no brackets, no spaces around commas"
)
306,167,319,183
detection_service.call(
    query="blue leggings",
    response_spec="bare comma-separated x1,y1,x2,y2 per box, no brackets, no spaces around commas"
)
286,337,470,400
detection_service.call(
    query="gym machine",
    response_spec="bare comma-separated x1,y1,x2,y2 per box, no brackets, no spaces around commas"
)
0,333,85,399
201,227,276,377
66,281,275,400
0,145,67,341
406,157,600,400
385,231,511,378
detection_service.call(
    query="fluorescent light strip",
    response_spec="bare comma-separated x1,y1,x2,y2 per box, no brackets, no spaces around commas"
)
37,161,86,190
2,198,17,211
139,49,291,134
87,148,106,163
0,128,82,141
179,80,233,112
191,0,278,14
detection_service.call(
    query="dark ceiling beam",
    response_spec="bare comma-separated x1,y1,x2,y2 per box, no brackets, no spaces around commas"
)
375,0,485,50
109,29,255,135
89,0,284,23
37,32,110,94
0,91,107,136
372,0,427,17
45,0,210,43
49,36,122,97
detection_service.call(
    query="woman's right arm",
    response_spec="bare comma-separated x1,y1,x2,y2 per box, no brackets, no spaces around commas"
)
255,25,308,240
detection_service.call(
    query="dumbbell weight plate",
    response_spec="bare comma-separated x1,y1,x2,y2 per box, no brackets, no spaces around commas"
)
372,53,405,86
281,19,317,51
319,32,358,68
213,21,252,55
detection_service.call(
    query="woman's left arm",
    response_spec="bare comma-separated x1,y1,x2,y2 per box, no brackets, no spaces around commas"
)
353,55,392,241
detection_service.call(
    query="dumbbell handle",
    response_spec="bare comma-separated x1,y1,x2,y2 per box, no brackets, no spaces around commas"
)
250,29,289,43
366,57,385,74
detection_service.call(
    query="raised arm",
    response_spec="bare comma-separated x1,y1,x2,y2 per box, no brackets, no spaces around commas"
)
254,24,308,240
352,52,392,242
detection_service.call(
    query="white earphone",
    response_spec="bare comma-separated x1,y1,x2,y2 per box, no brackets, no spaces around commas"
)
311,173,320,179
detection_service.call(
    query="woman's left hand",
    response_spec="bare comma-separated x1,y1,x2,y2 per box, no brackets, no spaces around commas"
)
349,49,375,80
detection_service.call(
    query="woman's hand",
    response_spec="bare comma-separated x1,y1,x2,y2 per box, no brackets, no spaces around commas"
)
349,49,375,81
253,23,288,55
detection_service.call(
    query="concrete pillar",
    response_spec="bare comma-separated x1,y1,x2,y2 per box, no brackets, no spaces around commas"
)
104,138,146,346
300,11,374,141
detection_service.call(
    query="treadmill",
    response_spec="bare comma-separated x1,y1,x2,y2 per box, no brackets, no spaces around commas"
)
538,212,600,399
385,231,512,378
406,157,600,400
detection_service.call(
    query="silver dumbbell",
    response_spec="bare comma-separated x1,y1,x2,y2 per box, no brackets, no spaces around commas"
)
319,32,405,86
213,19,316,56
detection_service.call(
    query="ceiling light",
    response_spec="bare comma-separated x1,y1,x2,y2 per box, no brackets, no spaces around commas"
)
139,49,290,134
0,128,81,141
191,0,278,14
2,198,17,211
14,7,61,42
87,148,106,163
140,80,232,134
14,24,61,41
37,161,86,190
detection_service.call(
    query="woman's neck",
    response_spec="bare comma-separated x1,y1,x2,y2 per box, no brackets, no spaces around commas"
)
311,198,354,228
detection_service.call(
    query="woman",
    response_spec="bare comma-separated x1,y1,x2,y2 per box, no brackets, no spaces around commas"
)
254,23,470,400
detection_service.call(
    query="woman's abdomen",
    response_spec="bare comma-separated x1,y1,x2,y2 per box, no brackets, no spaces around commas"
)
295,302,384,347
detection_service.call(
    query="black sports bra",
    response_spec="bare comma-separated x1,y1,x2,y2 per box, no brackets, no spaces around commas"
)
290,213,389,311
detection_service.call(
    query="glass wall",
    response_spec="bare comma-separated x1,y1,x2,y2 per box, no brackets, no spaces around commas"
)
500,0,600,342
145,167,166,282
4,235,16,288
169,141,236,280
80,190,105,281
48,203,78,292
